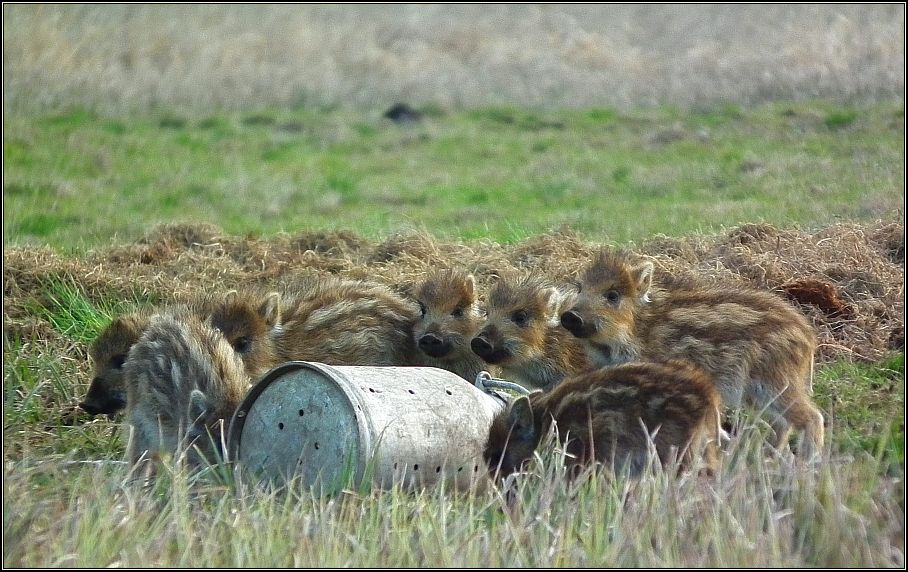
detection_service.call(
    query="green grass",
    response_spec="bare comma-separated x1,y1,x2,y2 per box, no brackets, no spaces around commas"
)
2,100,904,566
2,410,903,567
814,354,905,473
27,277,126,345
3,100,904,251
824,109,860,130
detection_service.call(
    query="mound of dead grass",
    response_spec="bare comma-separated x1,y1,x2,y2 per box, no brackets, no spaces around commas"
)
4,220,903,370
638,221,904,362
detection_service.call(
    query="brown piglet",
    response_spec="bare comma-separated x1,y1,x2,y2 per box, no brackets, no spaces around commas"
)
471,274,589,390
203,276,421,376
123,307,250,469
411,269,491,382
484,360,722,478
561,248,824,458
80,312,150,416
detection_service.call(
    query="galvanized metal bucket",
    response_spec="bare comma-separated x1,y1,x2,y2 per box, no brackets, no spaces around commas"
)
227,361,506,494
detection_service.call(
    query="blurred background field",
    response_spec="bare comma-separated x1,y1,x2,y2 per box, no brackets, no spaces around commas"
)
3,4,904,113
3,4,904,249
3,4,905,567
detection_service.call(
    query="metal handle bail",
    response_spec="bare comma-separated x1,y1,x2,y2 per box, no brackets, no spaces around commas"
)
474,371,532,402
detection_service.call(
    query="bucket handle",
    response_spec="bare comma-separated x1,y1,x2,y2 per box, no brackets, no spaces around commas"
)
474,371,532,397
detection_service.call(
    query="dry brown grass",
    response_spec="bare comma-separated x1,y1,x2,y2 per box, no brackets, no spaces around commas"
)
4,221,903,375
639,222,905,362
3,5,904,114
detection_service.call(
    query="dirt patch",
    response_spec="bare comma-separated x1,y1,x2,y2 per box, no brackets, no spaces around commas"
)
4,220,903,373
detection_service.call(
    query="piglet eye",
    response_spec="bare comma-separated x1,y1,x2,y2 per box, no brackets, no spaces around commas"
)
605,290,621,305
111,354,127,369
511,310,529,327
234,336,252,353
451,307,464,318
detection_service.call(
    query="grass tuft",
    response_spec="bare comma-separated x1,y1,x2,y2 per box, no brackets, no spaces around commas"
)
28,277,120,345
824,109,859,129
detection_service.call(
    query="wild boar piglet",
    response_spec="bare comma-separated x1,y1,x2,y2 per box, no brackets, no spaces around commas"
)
411,269,490,381
124,307,250,468
561,248,824,458
484,359,722,478
471,274,589,390
80,312,150,416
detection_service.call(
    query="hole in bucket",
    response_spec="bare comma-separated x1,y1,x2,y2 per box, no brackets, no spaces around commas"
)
457,467,463,472
408,389,415,395
369,387,376,393
445,389,453,396
414,464,419,471
473,465,478,472
436,466,441,473
314,442,320,450
278,422,284,430
393,462,398,469
298,409,304,416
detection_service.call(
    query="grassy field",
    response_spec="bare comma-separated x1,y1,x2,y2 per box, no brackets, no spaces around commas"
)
2,98,904,566
2,6,905,563
2,268,905,566
2,432,902,567
3,100,905,566
3,100,904,250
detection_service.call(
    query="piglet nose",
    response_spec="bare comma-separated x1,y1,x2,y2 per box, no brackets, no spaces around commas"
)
79,400,101,415
560,310,584,331
471,335,494,357
418,333,444,349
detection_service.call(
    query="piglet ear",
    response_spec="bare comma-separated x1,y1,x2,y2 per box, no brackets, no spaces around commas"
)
634,260,654,299
540,286,561,318
464,274,476,299
188,389,210,423
259,292,282,327
508,396,536,443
